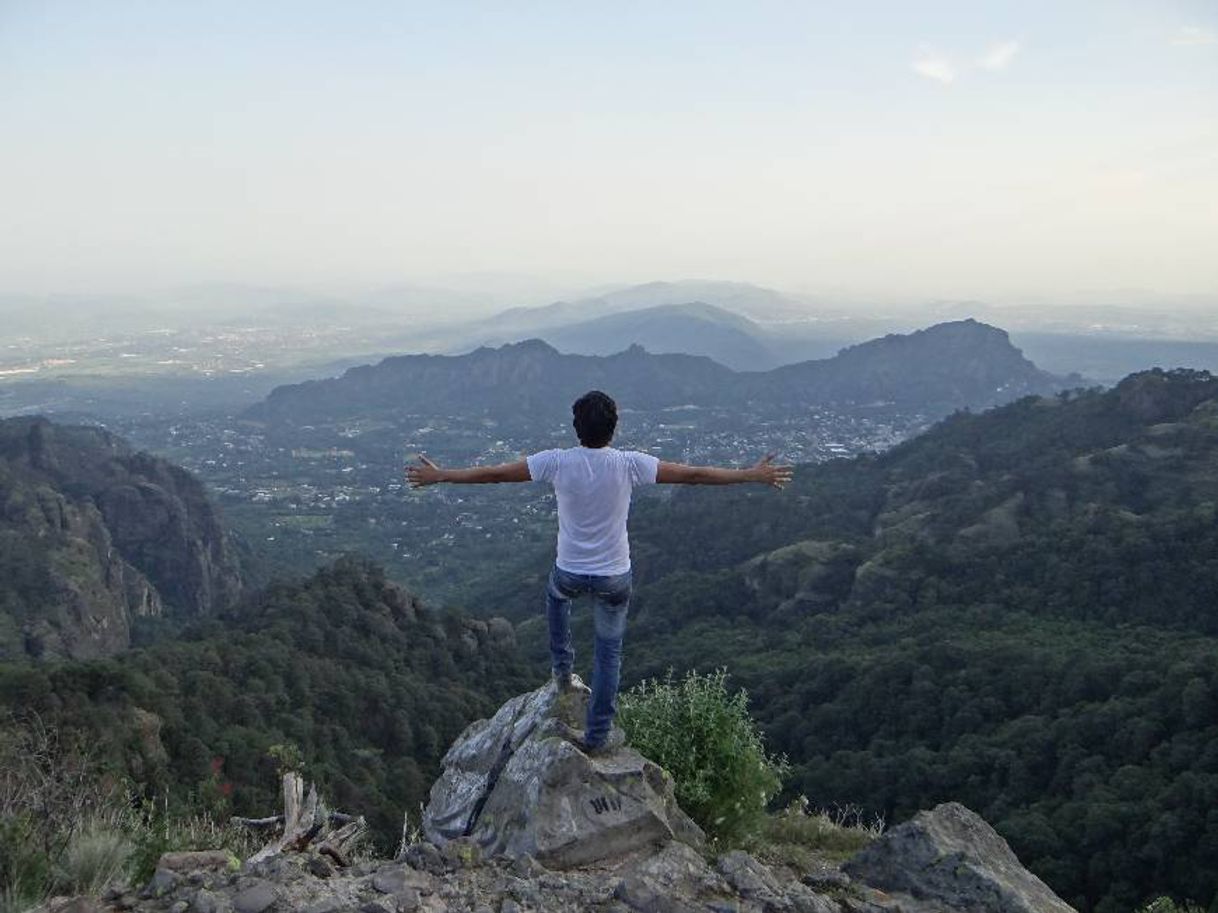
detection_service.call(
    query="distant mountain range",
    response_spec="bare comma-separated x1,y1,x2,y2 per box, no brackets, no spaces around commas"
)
442,282,857,369
486,279,814,328
525,302,776,371
0,416,243,659
246,319,1075,426
446,279,1218,376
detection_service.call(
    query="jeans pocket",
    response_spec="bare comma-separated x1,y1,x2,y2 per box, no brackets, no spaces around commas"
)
596,571,631,602
549,566,584,599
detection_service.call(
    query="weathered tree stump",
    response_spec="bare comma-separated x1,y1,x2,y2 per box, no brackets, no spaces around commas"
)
238,772,366,865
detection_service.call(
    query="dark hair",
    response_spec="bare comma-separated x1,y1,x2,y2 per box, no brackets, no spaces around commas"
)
572,390,617,448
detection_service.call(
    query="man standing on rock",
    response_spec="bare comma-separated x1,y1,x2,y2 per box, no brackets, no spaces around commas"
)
406,390,792,753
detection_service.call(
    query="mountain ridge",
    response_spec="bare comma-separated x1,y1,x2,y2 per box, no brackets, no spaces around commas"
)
247,318,1073,425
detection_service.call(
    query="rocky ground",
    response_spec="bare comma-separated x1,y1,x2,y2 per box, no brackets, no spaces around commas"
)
38,679,1076,913
45,803,1074,913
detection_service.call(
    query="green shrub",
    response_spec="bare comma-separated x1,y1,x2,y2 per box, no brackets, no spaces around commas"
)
1138,898,1205,913
618,668,789,844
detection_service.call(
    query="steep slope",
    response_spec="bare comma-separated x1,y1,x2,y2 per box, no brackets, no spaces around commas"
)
247,319,1072,426
0,416,243,659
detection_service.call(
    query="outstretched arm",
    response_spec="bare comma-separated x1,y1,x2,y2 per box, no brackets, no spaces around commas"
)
406,455,531,488
656,453,793,489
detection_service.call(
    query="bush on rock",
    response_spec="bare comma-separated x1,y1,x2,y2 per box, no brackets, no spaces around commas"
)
618,668,788,845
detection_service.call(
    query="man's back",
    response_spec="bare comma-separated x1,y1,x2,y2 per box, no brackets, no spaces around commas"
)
526,446,658,576
406,389,790,754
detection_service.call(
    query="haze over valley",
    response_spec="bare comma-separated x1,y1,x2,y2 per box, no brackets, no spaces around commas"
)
4,3,1218,911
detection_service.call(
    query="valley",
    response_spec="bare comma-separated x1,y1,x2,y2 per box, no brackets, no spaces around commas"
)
4,298,1218,913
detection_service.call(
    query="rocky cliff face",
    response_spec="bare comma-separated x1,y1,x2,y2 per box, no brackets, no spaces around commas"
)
0,416,243,660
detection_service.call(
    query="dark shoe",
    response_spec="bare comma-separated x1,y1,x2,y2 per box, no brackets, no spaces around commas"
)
579,728,626,756
553,671,592,696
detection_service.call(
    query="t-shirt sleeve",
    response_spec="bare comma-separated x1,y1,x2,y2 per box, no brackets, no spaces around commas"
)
526,449,561,484
626,450,660,486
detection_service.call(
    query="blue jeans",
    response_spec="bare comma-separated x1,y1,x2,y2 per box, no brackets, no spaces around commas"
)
545,564,632,747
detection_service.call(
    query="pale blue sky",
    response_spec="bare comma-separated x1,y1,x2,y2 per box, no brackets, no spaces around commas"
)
2,1,1215,301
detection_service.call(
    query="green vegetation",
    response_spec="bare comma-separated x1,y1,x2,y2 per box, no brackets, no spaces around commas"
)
619,669,789,845
515,370,1218,913
1138,900,1207,913
7,369,1218,913
0,713,254,912
0,558,536,854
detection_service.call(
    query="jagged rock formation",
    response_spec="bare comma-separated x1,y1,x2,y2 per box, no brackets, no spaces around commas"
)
844,802,1077,913
424,676,704,868
0,416,243,659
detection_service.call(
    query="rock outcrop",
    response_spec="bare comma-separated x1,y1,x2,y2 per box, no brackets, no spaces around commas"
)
424,676,704,868
844,802,1077,913
0,416,243,659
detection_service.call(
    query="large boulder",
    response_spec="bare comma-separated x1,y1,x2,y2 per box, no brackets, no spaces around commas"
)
423,677,704,868
843,802,1076,913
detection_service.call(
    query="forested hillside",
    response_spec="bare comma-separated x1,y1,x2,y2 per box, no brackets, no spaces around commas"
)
484,369,1218,913
629,369,1218,913
6,369,1218,911
0,558,534,845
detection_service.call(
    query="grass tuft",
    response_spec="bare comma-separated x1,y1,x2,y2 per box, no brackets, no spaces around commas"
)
54,820,132,897
748,796,883,869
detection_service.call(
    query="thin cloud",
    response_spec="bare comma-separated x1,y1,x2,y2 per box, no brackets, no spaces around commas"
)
1172,26,1218,46
977,40,1021,70
912,46,956,84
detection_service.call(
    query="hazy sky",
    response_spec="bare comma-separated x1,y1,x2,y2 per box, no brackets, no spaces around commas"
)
2,1,1216,302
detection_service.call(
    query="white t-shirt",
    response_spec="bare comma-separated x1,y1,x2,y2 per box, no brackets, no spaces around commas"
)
526,446,659,576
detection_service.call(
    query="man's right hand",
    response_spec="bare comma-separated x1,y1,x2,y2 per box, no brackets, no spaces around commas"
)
406,455,445,488
748,453,793,489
